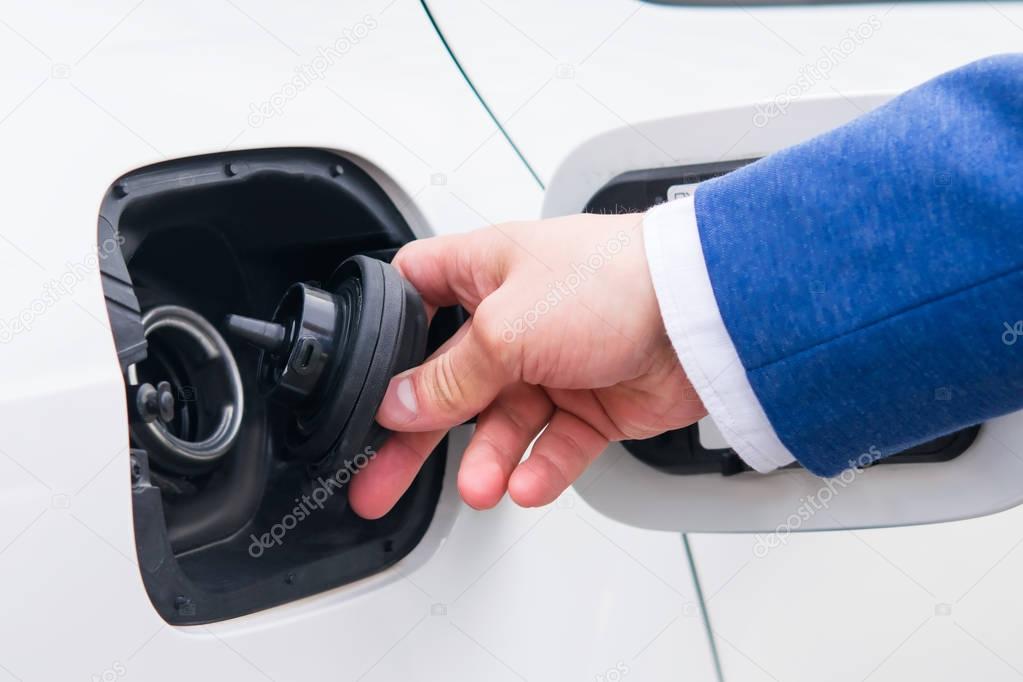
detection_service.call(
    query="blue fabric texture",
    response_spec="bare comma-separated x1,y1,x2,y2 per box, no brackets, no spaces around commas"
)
694,54,1023,476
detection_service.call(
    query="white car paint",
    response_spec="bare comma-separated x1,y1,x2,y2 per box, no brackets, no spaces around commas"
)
2,0,1023,680
0,1,715,680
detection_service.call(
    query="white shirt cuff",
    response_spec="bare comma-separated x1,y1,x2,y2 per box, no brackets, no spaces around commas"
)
643,195,796,473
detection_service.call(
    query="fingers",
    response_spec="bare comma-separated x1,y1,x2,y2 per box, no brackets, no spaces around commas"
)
378,230,524,434
348,429,446,519
508,408,609,508
353,319,468,519
353,383,551,519
392,229,511,313
354,402,609,517
376,297,520,432
459,384,554,510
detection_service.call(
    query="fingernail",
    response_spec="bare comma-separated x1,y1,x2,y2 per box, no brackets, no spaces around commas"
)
381,374,417,425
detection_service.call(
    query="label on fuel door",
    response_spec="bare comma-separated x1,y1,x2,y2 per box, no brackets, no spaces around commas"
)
665,182,699,202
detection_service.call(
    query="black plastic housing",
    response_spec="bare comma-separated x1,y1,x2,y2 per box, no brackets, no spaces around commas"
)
100,149,460,624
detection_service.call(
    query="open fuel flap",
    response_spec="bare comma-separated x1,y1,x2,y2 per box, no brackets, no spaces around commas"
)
100,148,461,624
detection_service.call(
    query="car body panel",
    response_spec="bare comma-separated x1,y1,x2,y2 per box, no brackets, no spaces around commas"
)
0,1,716,680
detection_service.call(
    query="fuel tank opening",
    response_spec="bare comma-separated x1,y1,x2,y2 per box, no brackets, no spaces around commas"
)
98,148,462,624
129,304,244,475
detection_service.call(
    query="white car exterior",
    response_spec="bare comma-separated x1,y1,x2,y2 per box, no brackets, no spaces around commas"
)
1,1,1022,680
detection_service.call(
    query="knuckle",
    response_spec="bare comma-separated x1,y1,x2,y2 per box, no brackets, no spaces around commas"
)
422,353,470,415
473,309,505,350
472,304,520,374
473,432,516,465
541,430,588,475
500,399,537,435
527,451,572,492
617,423,658,441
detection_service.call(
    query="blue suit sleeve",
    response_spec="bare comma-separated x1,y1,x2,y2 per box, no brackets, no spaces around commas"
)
694,54,1023,476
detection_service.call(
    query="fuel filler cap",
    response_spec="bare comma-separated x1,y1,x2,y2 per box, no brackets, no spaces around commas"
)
226,255,427,470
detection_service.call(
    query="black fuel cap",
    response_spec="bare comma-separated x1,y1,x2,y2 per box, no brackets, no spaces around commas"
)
226,282,342,405
226,255,427,470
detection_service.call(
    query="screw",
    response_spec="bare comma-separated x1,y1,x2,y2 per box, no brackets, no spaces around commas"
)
174,596,196,616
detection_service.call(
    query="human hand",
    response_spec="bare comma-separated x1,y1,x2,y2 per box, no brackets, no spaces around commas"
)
348,212,706,518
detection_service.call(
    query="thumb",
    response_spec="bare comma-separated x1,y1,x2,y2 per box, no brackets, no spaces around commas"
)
376,311,518,432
